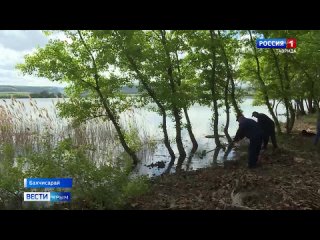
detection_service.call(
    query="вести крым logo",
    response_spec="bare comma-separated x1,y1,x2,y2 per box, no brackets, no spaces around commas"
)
23,192,71,202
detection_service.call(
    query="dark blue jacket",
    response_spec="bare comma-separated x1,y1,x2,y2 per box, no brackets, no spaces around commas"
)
234,118,263,142
255,113,275,132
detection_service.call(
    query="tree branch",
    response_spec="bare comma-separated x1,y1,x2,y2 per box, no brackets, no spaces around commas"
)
77,30,100,90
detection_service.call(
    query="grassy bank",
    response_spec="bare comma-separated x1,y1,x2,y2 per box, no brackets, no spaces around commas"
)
129,114,320,210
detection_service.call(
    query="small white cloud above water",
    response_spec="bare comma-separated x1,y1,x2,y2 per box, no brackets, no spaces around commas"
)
0,30,65,87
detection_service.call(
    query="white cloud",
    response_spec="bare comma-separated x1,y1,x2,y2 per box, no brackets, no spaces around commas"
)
0,30,48,51
0,44,29,68
0,30,66,87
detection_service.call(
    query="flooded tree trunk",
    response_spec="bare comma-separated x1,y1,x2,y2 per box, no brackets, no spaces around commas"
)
164,158,175,175
183,107,198,153
126,56,175,161
211,108,221,148
213,147,221,165
174,50,198,153
223,143,234,159
223,75,232,144
172,107,187,164
159,30,186,162
185,149,196,171
249,30,282,134
209,30,222,148
97,91,139,166
161,108,176,161
140,82,175,161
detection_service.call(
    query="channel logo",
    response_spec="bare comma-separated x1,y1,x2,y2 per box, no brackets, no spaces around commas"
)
256,38,297,49
24,192,71,202
24,192,50,201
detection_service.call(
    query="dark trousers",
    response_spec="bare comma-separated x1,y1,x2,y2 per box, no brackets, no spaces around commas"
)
262,127,278,149
248,136,262,168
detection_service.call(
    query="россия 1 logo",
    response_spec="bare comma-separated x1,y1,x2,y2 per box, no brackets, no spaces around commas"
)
256,38,297,49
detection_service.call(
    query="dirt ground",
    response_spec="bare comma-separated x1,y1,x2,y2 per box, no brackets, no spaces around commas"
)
129,115,320,210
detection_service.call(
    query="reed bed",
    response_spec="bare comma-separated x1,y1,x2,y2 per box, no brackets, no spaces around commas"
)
0,97,155,165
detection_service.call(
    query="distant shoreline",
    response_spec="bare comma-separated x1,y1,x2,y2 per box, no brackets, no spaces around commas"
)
0,92,142,99
0,93,64,99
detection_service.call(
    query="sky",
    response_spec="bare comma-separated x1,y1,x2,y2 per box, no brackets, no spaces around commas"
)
0,30,66,87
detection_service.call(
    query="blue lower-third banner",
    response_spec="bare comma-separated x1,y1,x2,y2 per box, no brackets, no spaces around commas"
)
24,178,73,188
50,192,71,202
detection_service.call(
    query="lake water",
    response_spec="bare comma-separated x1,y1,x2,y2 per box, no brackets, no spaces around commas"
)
0,98,287,177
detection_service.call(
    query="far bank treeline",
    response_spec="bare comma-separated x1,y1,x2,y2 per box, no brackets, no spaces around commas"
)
16,30,320,169
0,90,64,99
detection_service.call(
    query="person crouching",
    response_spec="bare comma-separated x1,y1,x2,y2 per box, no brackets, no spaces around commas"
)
233,114,263,168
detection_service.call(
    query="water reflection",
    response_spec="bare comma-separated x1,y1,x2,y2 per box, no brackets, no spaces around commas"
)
164,158,175,175
185,149,197,171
